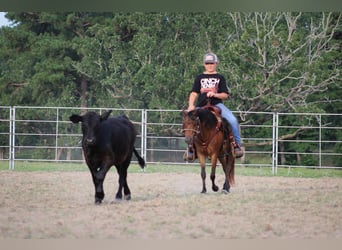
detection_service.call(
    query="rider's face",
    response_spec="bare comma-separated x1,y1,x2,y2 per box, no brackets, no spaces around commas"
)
203,62,218,73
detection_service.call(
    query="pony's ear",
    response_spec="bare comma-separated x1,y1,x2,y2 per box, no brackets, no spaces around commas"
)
187,109,198,119
100,110,112,121
190,108,199,115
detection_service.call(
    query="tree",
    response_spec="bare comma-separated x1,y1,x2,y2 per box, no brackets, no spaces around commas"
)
220,12,341,115
1,12,340,114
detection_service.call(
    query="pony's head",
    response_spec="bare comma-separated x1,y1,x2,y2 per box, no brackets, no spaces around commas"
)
182,109,199,145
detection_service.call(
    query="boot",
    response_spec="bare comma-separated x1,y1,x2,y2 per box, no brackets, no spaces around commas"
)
234,144,244,158
229,133,244,159
183,146,195,162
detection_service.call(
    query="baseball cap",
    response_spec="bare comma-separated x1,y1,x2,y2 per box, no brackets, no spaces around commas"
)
203,52,218,64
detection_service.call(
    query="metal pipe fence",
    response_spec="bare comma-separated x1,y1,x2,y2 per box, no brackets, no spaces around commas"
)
0,106,341,173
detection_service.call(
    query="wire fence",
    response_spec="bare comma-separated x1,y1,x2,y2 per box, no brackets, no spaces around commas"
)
0,106,341,173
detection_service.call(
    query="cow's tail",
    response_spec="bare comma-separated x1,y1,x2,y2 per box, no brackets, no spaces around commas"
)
133,147,146,169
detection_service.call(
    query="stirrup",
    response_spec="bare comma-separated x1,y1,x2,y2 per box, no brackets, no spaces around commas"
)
234,144,244,158
234,148,244,158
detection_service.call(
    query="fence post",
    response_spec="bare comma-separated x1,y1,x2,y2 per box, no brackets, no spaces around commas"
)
9,106,12,170
55,107,59,161
318,114,322,168
141,109,147,161
272,112,279,174
9,106,15,170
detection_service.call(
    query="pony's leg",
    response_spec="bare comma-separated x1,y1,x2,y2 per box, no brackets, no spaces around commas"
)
210,156,219,192
198,155,207,193
219,157,230,194
222,178,230,193
223,151,235,194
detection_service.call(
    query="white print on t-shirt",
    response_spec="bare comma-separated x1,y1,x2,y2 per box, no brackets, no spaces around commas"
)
200,78,220,89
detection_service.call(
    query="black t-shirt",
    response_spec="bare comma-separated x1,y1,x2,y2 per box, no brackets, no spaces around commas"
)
190,73,229,107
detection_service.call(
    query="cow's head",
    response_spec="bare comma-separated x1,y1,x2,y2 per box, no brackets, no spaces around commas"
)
69,110,112,146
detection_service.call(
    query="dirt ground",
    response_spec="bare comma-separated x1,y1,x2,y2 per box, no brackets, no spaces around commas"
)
0,170,341,239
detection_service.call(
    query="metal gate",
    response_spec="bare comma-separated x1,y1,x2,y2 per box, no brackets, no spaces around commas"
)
0,106,341,173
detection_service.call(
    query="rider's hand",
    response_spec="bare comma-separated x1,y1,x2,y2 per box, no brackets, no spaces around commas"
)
187,105,196,111
207,91,216,98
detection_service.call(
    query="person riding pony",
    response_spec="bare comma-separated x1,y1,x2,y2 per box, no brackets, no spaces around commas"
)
185,52,243,161
182,104,236,193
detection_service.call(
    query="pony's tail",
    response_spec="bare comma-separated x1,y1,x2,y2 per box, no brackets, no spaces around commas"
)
133,147,146,169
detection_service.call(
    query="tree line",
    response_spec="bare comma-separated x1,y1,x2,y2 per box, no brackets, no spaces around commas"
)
0,12,340,113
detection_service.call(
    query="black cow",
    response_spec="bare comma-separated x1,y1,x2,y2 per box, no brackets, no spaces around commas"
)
69,110,145,204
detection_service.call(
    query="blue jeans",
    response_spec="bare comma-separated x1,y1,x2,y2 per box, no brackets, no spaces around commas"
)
215,103,241,146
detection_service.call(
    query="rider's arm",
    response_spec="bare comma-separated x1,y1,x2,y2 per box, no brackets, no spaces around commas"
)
188,92,198,111
207,91,229,100
214,92,229,100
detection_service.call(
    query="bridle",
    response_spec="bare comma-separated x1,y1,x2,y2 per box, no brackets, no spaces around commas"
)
182,127,199,134
182,114,200,137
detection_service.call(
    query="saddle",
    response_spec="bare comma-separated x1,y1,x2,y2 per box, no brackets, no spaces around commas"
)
201,101,221,117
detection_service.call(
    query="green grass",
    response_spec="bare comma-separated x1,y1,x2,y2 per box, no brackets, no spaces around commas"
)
0,160,341,178
1,161,88,172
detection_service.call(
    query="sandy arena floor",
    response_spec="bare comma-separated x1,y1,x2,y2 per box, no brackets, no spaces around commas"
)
0,171,341,239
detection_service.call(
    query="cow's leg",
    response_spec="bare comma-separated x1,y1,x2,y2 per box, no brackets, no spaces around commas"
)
91,167,109,204
115,164,131,201
90,172,104,204
121,166,131,200
114,165,123,200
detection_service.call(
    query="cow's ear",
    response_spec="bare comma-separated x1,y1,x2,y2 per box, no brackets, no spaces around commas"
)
69,114,83,123
100,110,112,121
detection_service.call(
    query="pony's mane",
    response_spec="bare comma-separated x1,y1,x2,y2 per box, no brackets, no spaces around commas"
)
197,109,218,128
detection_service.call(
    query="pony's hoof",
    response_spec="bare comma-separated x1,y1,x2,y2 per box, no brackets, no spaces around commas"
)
212,185,219,192
124,194,131,200
221,189,229,194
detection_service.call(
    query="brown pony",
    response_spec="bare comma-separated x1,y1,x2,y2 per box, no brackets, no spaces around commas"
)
182,107,235,193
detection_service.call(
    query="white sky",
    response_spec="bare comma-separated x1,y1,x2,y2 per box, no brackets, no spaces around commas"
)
0,12,12,27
